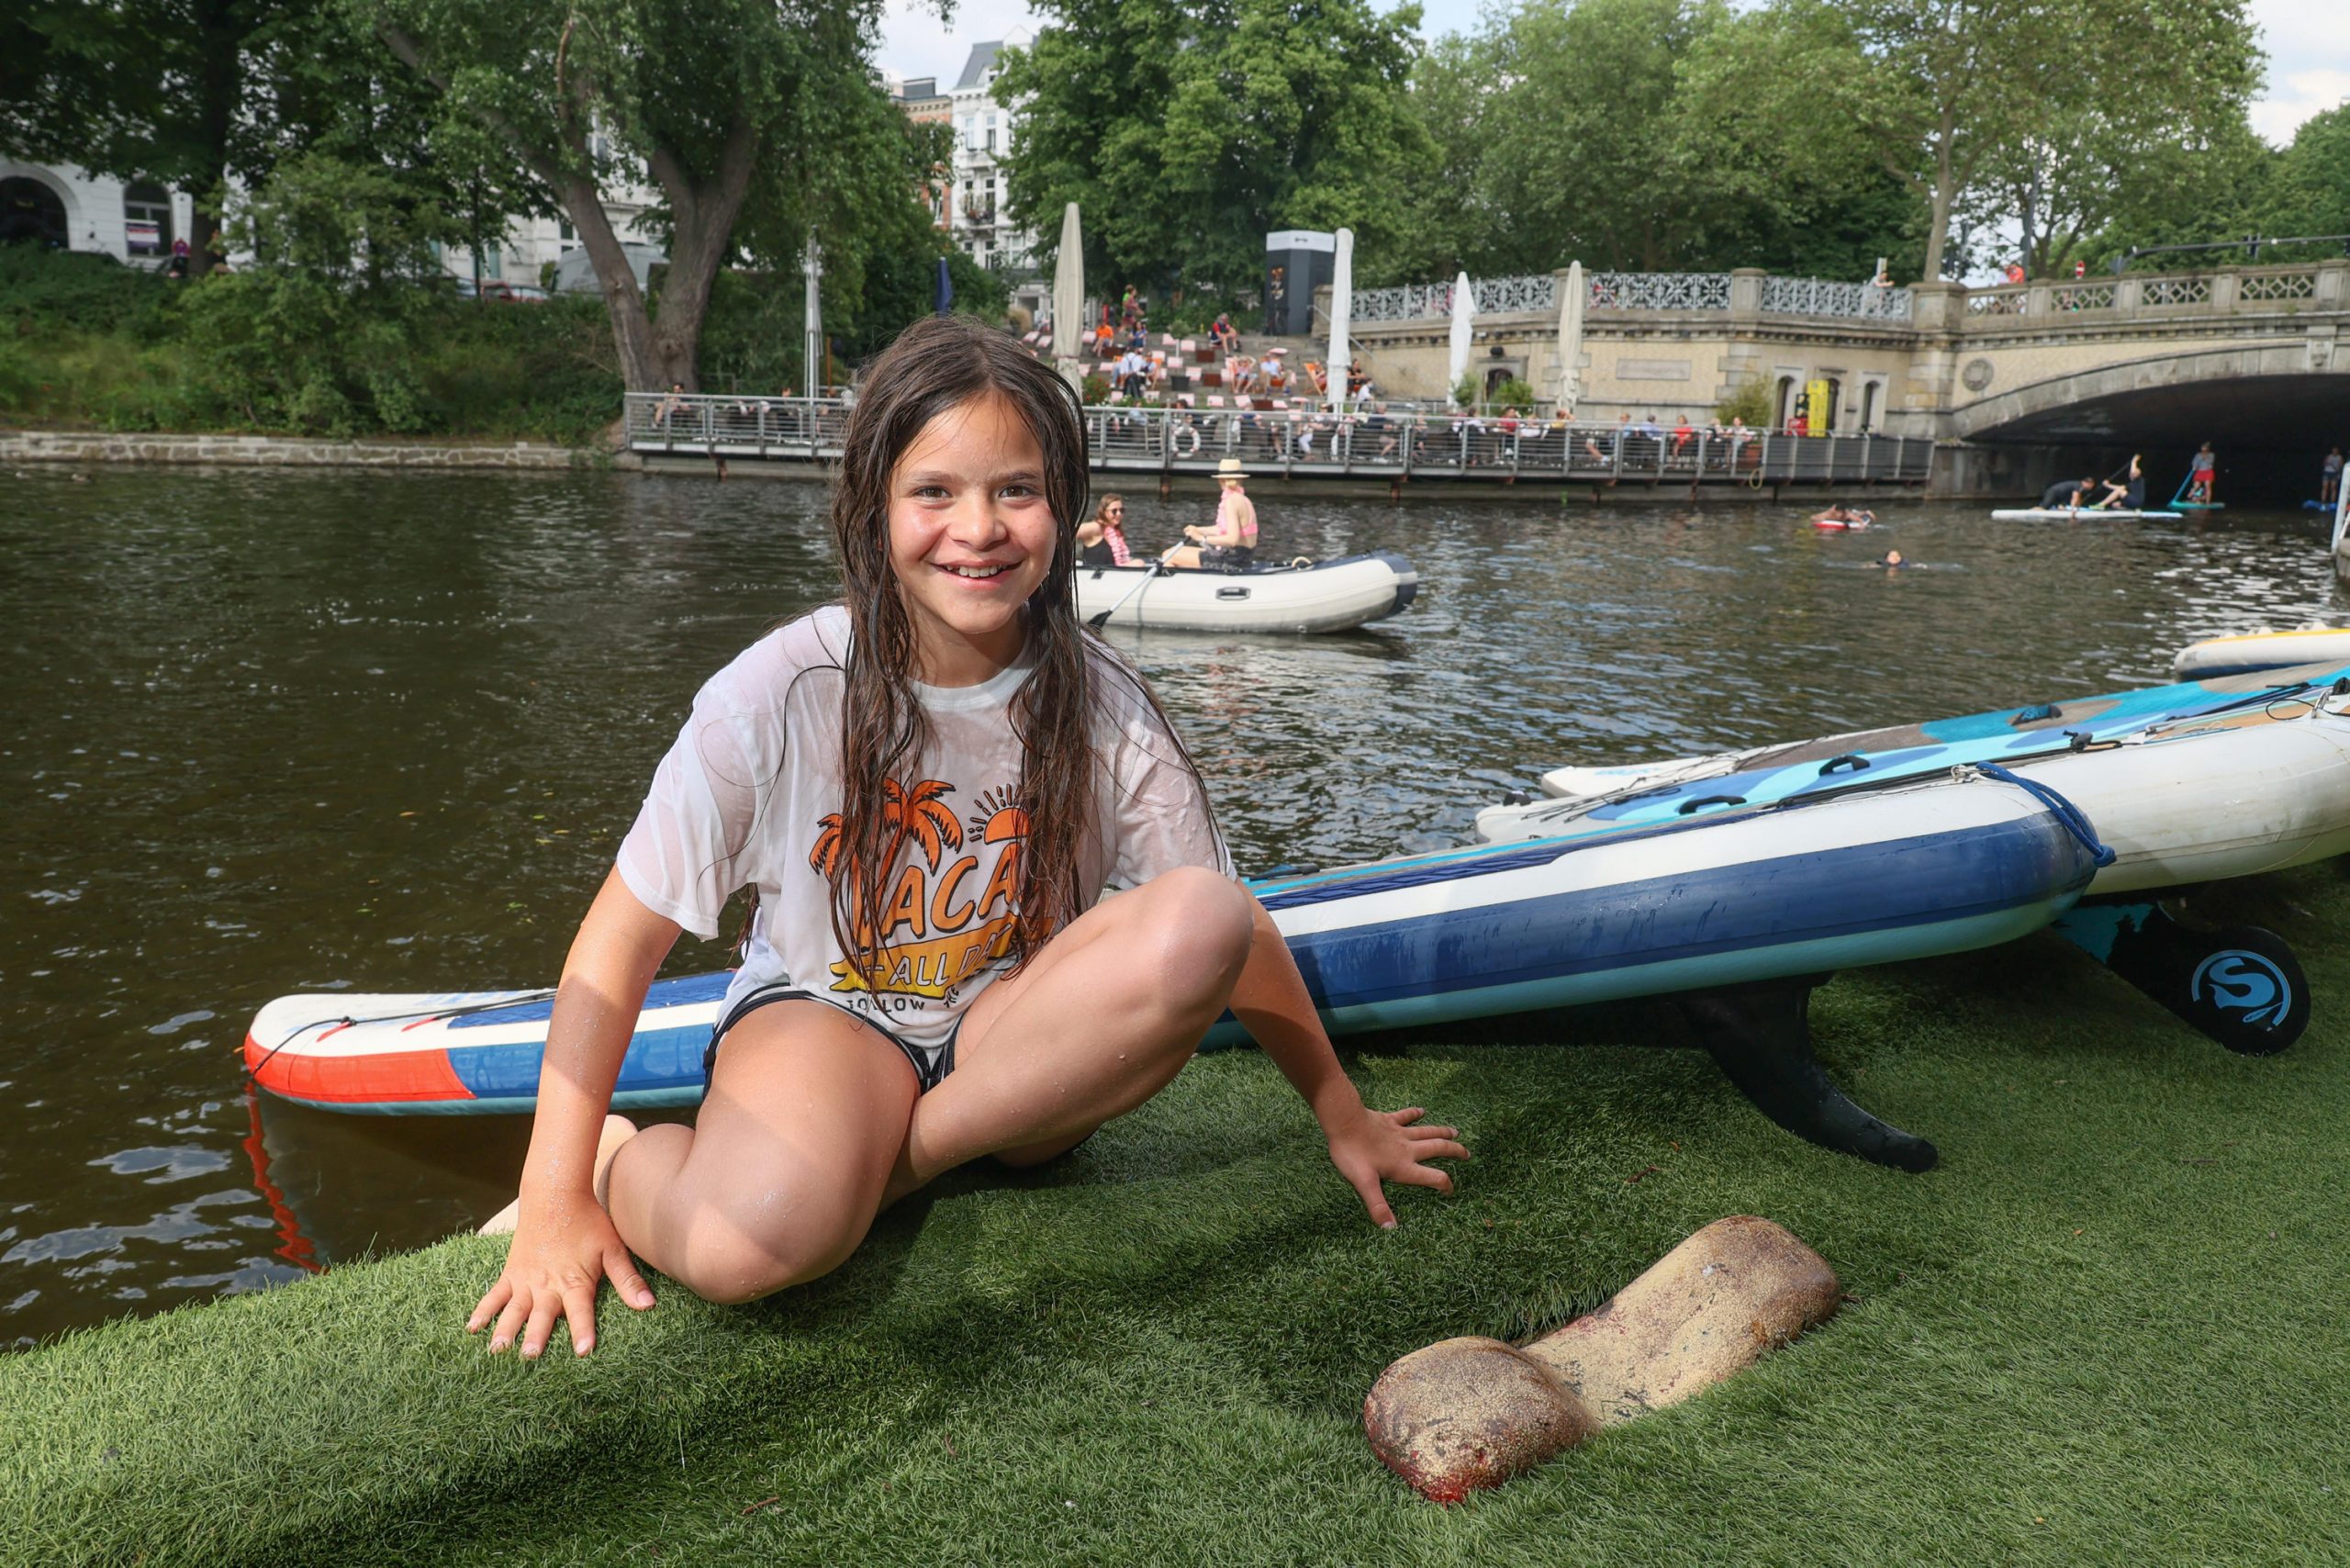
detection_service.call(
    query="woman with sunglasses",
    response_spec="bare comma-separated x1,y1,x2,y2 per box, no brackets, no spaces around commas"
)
1076,494,1133,567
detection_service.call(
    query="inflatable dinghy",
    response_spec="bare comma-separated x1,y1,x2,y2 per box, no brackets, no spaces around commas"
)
2173,628,2350,681
1522,661,2350,811
1074,551,1416,633
1481,696,2350,899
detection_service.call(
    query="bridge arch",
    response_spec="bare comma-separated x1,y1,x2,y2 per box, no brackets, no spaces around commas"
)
1952,343,2350,452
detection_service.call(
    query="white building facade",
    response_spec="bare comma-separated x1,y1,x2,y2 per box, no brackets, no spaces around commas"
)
1,158,199,266
1,152,657,294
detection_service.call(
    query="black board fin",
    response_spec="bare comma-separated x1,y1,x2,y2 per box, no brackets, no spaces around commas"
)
1673,980,1939,1172
2053,902,2309,1056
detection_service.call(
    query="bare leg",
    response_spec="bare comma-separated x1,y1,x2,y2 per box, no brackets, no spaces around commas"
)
1160,544,1202,569
600,1002,919,1305
889,866,1252,1199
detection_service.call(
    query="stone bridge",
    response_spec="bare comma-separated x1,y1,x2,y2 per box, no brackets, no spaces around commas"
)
1332,262,2350,498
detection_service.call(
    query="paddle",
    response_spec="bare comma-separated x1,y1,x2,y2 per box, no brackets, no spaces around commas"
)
1086,554,1170,629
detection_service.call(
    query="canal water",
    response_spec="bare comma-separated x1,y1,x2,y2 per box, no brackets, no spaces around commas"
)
3,465,2340,1347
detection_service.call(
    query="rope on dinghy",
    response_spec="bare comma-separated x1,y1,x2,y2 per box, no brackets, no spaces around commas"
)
1965,761,2115,868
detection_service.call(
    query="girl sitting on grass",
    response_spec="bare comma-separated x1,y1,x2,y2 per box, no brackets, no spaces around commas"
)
471,316,1466,1359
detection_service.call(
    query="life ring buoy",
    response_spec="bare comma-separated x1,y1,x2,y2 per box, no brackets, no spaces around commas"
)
1170,424,1201,459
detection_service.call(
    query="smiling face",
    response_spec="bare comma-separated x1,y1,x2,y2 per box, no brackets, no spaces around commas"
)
886,391,1058,686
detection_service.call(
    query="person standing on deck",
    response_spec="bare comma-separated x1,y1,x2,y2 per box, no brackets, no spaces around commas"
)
1163,458,1258,569
2322,446,2342,507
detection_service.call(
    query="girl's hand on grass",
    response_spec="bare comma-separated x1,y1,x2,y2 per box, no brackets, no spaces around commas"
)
1324,1105,1467,1229
469,1186,655,1359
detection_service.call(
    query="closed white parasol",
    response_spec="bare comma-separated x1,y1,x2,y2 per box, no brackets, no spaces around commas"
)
1555,260,1584,417
1053,202,1083,397
1328,227,1353,413
1447,271,1475,399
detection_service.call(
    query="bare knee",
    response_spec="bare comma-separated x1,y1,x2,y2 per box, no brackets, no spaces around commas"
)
666,1188,874,1306
1132,867,1252,1008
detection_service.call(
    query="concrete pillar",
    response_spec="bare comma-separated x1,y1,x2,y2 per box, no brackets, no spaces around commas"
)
1728,268,1765,319
2317,261,2348,307
2210,269,2239,310
2115,275,2143,312
2026,280,2053,319
1908,280,1963,334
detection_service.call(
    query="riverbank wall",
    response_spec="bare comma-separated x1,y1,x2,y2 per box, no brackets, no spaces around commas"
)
2,428,617,472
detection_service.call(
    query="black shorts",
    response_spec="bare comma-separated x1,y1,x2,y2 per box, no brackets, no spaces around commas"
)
1199,544,1255,571
704,983,959,1093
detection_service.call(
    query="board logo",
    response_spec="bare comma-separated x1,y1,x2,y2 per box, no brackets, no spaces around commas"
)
2189,950,2292,1028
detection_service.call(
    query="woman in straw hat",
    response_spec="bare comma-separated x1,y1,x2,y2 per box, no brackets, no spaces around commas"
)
1162,458,1259,570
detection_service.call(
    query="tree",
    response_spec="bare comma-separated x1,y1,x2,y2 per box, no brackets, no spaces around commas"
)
996,0,1431,304
2,0,521,277
2257,105,2350,252
1694,0,2263,281
1398,0,1915,283
1463,0,1731,274
3,0,292,270
1973,3,2261,274
372,0,929,391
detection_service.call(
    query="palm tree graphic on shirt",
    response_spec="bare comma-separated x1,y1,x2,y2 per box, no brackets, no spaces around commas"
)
809,777,963,878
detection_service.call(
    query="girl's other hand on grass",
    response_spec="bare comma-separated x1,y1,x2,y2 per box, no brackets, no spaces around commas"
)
469,1187,654,1358
1324,1105,1467,1229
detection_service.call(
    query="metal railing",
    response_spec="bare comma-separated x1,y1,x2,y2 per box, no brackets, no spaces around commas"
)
1587,271,1732,311
625,394,1931,487
1760,275,1912,321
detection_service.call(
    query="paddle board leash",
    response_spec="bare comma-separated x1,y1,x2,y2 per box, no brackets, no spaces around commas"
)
1964,762,2116,868
1087,558,1167,629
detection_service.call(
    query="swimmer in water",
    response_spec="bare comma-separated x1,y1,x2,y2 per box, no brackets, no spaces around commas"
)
1877,548,1906,568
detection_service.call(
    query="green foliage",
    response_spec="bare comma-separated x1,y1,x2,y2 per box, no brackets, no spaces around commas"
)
0,247,617,442
373,0,934,390
0,246,173,336
1450,373,1479,409
2255,106,2350,257
1489,376,1539,409
1401,0,1919,284
997,0,1431,300
1716,375,1774,426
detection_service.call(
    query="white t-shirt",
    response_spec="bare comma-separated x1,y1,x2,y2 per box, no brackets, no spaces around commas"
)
616,606,1232,1051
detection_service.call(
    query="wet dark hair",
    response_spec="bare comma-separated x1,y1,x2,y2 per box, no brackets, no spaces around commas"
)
825,316,1214,981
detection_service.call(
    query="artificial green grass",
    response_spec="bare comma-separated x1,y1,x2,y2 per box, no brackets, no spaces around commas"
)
7,868,2350,1565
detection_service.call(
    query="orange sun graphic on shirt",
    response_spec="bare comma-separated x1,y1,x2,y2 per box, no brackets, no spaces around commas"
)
966,786,1030,847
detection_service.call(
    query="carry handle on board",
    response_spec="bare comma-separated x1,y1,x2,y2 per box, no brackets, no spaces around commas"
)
1676,793,1748,815
1818,753,1869,775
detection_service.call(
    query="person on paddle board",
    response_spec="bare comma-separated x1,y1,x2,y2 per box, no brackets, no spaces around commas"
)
2188,442,2216,503
2041,475,2098,510
1811,503,1873,528
469,317,1461,1359
1161,458,1258,570
2095,454,2145,511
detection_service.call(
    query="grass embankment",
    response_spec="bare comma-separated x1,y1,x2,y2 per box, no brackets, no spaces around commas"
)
6,868,2349,1564
0,249,620,446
